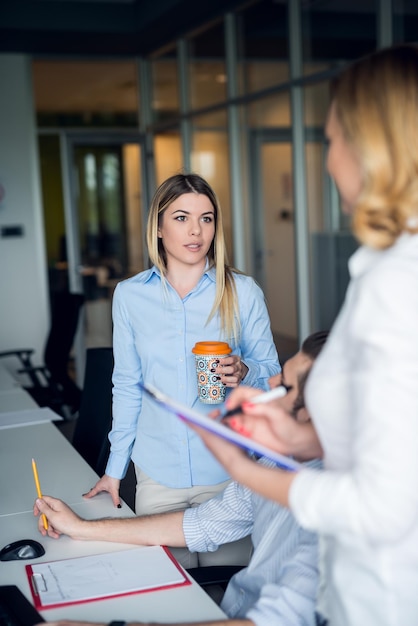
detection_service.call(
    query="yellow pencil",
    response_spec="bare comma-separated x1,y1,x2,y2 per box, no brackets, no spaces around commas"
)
32,458,48,530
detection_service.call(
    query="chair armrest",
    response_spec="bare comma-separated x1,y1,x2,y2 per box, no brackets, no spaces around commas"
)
0,349,34,363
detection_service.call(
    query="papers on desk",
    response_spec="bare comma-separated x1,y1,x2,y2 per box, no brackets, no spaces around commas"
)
0,407,62,429
26,546,190,610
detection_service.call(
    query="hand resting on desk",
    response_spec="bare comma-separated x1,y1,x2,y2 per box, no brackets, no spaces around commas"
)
82,474,121,508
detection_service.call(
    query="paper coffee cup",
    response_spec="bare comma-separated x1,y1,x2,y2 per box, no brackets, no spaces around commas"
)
192,341,232,404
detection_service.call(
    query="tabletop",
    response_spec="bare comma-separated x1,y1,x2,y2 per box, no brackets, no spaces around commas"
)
0,421,227,623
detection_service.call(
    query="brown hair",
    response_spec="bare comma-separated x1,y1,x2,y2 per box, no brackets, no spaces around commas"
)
331,44,418,249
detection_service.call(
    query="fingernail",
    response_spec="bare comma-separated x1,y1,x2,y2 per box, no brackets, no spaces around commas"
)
229,418,237,429
117,504,122,509
242,401,254,409
210,368,216,373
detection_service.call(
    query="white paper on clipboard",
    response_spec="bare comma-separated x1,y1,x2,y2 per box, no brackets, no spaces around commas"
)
26,546,190,609
140,382,301,471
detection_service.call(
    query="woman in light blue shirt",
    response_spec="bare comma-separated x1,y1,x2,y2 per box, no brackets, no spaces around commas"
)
86,174,280,537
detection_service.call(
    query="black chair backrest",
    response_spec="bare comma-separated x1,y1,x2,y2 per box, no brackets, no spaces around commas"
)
43,291,84,412
44,292,84,377
72,347,114,476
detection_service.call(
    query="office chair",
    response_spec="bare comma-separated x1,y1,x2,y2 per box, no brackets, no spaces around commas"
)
185,564,245,606
72,347,114,477
0,291,84,419
186,564,245,589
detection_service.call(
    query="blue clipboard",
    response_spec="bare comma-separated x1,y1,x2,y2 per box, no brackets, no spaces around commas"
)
140,382,301,471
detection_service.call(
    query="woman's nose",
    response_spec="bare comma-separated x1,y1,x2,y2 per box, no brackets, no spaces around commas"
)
189,220,201,235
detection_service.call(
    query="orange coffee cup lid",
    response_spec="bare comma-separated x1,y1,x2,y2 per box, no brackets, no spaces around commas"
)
192,341,232,355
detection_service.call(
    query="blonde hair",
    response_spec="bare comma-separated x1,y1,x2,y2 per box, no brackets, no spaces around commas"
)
331,44,418,249
146,173,240,339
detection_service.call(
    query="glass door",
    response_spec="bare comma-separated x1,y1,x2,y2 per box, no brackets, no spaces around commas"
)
251,131,298,361
63,136,145,379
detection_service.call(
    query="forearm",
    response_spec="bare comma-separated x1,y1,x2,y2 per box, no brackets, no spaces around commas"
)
74,511,187,546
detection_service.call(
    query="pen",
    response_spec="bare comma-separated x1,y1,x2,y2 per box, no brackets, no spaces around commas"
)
219,384,292,420
32,458,48,530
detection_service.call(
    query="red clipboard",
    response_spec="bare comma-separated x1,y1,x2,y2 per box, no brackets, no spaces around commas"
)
26,545,191,610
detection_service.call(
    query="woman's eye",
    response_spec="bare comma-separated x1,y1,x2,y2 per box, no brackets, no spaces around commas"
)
175,215,187,222
202,216,213,223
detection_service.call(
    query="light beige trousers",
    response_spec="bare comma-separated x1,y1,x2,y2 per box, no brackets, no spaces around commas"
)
134,465,253,569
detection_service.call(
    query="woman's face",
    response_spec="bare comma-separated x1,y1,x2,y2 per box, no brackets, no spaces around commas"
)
157,192,216,271
325,102,363,214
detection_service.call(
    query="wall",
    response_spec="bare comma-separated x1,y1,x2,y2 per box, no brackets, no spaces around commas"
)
0,55,49,367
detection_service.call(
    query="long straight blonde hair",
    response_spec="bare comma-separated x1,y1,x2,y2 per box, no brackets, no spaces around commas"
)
331,44,418,249
146,173,241,339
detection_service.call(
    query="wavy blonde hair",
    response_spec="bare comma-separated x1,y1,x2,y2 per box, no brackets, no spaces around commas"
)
146,173,240,339
331,44,418,249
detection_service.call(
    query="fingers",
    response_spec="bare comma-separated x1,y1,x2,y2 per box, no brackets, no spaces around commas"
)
225,385,263,409
83,476,122,508
82,484,103,499
110,491,122,508
217,356,245,387
34,497,63,538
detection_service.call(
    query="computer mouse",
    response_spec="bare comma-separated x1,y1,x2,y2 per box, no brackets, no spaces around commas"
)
0,539,45,561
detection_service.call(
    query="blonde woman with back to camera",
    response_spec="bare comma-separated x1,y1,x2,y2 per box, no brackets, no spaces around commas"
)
193,45,418,625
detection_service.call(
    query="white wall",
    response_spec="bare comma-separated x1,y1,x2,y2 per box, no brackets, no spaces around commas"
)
0,55,49,367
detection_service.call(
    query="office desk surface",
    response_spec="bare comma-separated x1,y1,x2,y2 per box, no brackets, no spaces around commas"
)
0,388,38,412
0,365,21,392
0,422,104,516
0,503,226,623
0,421,227,623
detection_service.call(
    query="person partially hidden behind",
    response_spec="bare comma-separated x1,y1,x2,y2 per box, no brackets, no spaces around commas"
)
34,331,327,626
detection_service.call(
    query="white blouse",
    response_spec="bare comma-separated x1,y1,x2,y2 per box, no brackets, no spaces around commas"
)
290,233,418,626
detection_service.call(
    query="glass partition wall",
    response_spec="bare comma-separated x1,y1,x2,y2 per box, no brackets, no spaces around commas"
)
33,0,410,375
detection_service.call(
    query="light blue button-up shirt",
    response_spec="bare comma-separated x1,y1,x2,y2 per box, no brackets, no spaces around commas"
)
106,265,280,488
183,458,320,626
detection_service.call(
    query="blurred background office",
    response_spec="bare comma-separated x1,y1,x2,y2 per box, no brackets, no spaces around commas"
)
0,0,416,386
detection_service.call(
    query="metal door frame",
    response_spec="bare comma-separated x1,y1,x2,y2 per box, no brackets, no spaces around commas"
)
60,131,147,383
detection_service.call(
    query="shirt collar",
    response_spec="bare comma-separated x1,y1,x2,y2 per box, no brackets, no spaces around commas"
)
144,260,217,284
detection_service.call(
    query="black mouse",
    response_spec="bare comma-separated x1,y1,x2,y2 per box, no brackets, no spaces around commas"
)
0,539,45,561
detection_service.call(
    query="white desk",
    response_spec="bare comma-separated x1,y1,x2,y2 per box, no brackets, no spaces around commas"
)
0,365,21,392
0,422,101,516
0,422,226,623
0,388,39,412
0,362,38,412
